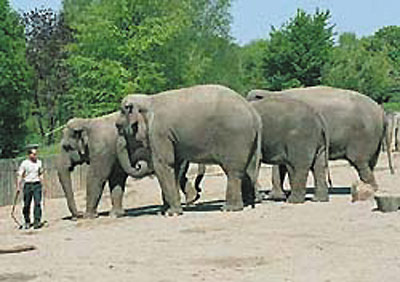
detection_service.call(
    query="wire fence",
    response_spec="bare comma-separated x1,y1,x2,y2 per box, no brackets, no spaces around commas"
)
0,155,88,207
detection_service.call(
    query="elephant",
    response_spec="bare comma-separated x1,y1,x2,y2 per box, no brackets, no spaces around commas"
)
116,84,262,215
250,96,331,203
383,111,400,152
394,113,400,151
57,112,202,219
247,86,394,200
382,111,396,152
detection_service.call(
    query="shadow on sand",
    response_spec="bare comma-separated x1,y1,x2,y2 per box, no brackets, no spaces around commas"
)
61,186,352,220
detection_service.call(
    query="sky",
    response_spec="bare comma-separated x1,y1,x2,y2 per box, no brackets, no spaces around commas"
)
10,0,400,45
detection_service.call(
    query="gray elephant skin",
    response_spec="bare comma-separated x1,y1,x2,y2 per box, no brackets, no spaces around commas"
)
247,86,394,200
117,84,262,215
57,112,201,219
383,111,400,152
250,96,330,203
57,112,152,219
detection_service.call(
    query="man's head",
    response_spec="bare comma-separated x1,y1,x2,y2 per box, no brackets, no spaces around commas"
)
28,148,38,162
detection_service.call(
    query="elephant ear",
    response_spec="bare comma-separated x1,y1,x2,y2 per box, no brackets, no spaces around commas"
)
69,122,89,155
136,110,150,147
80,129,89,149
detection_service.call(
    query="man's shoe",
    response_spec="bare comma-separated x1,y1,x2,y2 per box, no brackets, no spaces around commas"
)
33,222,43,229
23,222,31,229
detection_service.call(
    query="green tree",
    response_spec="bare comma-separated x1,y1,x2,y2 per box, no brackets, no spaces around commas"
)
24,8,72,144
239,39,269,92
63,0,238,118
262,9,335,90
370,26,400,101
0,0,33,158
64,0,189,117
323,33,393,103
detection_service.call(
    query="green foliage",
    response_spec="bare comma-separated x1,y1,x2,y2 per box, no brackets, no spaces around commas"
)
322,33,394,103
65,56,135,117
383,102,400,113
239,39,269,92
24,8,72,144
370,26,400,101
0,0,33,158
261,9,334,90
63,0,237,118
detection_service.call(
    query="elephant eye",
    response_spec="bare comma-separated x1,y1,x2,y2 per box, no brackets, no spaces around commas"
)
73,131,82,138
62,143,73,151
125,104,133,114
131,122,138,133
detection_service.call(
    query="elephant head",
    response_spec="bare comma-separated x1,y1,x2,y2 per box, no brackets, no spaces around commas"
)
115,94,154,178
56,118,90,219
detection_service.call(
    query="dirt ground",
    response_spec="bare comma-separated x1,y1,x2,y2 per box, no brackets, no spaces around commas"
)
1,153,400,282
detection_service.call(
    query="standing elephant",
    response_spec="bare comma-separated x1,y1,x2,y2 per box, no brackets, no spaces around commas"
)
385,111,400,152
116,84,262,215
57,112,201,219
247,86,394,200
382,111,396,153
250,96,331,203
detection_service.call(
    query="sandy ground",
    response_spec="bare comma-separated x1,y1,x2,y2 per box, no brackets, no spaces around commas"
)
1,153,400,282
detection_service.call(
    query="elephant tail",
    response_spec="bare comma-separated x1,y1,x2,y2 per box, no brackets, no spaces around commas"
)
318,112,333,188
246,117,262,188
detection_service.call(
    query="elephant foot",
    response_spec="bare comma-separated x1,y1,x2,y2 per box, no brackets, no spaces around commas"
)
222,203,244,212
267,189,287,201
71,211,84,221
164,207,183,216
110,208,125,218
83,212,99,219
287,193,306,204
313,190,329,202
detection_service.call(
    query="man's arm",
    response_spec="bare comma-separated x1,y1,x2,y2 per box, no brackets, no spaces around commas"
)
16,162,26,192
38,161,44,182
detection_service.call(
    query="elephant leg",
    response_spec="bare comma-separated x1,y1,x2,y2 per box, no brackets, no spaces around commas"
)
268,165,287,201
84,156,115,219
222,170,244,212
312,153,329,202
178,161,200,205
108,170,127,218
287,166,308,204
85,179,106,218
241,173,256,207
153,159,182,216
110,185,124,218
353,162,378,190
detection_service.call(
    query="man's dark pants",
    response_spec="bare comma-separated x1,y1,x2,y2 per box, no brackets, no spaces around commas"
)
23,182,42,224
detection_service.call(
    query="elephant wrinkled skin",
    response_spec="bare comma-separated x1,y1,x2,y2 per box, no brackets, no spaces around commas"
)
247,86,393,200
250,96,331,203
57,112,200,219
117,84,262,215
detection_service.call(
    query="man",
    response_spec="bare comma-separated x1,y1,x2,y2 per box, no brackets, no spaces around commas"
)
17,148,44,229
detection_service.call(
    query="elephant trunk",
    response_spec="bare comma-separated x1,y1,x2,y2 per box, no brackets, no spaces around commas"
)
116,135,152,178
56,153,80,218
